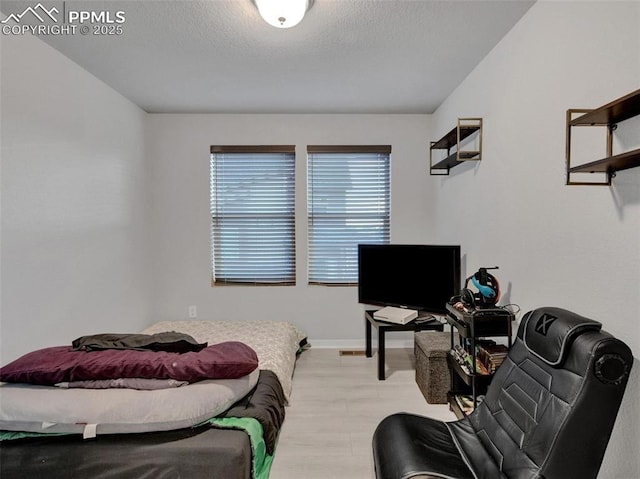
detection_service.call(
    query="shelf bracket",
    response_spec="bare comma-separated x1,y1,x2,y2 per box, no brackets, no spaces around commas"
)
429,141,451,175
565,109,611,186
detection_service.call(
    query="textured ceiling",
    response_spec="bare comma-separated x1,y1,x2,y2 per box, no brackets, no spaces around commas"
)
1,0,535,113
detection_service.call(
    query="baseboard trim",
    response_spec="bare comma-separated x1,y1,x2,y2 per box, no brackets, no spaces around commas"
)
308,339,414,349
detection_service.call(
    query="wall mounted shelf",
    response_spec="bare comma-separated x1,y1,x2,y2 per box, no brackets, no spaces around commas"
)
566,89,640,185
430,118,483,175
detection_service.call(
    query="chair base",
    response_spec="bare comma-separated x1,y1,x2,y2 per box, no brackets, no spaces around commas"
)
372,413,475,479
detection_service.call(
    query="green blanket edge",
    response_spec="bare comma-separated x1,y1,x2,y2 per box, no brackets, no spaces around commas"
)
206,416,275,479
0,430,69,441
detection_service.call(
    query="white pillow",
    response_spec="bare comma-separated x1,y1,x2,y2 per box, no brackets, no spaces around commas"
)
0,369,258,436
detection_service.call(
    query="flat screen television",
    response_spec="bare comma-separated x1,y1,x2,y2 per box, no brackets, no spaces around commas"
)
358,244,461,314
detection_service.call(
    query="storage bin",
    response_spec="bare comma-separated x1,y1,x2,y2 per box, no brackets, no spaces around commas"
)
414,331,452,404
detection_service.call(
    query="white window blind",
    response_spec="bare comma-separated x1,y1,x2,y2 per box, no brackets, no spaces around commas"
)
307,146,391,285
210,146,296,285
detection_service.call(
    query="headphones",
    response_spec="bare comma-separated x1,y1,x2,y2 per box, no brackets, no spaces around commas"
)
460,267,501,309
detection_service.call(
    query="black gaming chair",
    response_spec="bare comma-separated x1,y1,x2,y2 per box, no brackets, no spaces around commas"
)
373,307,633,479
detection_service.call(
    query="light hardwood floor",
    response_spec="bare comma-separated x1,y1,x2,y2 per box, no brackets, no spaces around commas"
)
270,347,456,479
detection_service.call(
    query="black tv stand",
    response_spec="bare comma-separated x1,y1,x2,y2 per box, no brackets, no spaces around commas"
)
365,310,444,380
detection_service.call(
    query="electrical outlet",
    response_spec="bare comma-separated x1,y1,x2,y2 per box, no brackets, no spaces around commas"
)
188,305,197,318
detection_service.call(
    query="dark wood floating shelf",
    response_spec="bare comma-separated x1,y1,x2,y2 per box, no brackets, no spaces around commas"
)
432,150,481,170
431,125,481,150
566,89,640,185
569,148,640,174
430,118,483,175
569,89,640,126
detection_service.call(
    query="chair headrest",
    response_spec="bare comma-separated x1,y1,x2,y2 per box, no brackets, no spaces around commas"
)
522,307,602,366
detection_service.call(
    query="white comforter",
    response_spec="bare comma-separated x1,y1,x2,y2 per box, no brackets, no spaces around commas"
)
142,320,305,401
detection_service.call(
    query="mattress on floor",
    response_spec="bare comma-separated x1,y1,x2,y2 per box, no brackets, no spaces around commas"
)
0,370,286,479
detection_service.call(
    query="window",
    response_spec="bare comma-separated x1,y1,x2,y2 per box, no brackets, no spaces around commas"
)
307,145,391,285
210,146,296,285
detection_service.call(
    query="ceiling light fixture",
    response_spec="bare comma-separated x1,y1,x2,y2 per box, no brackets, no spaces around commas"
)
255,0,310,29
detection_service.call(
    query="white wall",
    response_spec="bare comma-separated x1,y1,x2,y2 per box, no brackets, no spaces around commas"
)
430,2,640,478
146,114,433,346
0,32,152,364
2,3,639,475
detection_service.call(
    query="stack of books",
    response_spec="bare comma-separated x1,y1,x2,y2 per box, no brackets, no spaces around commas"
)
477,342,508,374
450,341,508,376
